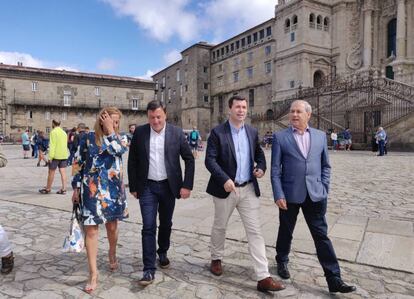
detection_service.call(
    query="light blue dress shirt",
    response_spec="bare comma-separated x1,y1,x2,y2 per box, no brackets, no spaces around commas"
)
230,122,252,184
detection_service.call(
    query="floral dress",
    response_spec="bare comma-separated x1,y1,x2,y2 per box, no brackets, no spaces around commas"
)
71,132,129,225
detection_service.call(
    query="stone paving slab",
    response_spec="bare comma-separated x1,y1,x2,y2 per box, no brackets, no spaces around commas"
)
0,145,414,276
366,218,414,237
357,232,414,273
1,200,414,299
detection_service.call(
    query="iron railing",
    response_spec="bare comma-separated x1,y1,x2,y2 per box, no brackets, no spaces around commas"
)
252,71,414,144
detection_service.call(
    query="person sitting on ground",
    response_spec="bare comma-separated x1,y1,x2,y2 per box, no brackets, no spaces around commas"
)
0,150,14,275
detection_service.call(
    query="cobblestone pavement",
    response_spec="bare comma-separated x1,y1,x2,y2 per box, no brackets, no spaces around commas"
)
1,201,414,299
0,144,414,298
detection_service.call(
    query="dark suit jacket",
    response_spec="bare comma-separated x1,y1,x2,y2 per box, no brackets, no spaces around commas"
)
205,121,266,198
127,123,195,199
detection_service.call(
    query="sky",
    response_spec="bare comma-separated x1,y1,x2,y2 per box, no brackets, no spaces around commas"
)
0,0,277,80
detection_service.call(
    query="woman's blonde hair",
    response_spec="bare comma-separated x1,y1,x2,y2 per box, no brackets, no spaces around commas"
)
94,106,122,147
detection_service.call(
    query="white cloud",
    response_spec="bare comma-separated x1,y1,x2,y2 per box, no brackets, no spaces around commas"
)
0,51,45,68
163,49,181,65
54,66,80,72
201,0,276,41
0,51,80,72
97,58,118,71
136,69,157,80
101,0,199,42
102,0,276,43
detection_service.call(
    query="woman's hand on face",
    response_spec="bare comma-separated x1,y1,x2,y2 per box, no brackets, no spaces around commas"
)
100,111,115,135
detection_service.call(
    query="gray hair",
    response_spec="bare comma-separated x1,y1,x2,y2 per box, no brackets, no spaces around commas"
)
290,100,312,113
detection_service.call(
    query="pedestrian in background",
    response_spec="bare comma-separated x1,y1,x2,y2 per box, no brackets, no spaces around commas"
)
38,120,68,194
21,129,30,159
36,131,49,167
375,127,387,156
330,129,338,151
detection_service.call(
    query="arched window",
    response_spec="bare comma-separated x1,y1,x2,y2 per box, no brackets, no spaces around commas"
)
316,15,322,30
292,15,298,30
313,70,324,87
285,18,291,33
266,109,274,119
324,17,329,31
387,18,397,57
309,13,315,28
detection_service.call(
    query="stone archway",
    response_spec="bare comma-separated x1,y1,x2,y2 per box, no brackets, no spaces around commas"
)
313,70,324,87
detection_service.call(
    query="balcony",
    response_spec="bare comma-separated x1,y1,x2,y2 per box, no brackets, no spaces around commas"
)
10,98,146,111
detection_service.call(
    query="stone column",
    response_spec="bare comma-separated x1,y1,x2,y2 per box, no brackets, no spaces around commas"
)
406,1,413,58
363,2,373,67
396,0,406,59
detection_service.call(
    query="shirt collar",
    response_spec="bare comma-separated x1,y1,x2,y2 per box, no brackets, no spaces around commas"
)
150,124,166,136
291,125,310,134
229,121,245,134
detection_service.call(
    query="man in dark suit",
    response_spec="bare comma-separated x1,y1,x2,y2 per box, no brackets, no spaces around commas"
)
271,100,356,293
205,95,284,292
128,100,195,286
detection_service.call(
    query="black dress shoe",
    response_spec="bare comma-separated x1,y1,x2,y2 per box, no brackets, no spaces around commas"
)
328,280,356,293
158,254,170,269
277,263,290,279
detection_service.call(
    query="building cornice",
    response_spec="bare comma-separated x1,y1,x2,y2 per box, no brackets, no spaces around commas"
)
211,18,275,50
275,46,333,61
0,64,154,89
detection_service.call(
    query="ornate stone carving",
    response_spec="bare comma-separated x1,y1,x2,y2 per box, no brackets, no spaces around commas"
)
381,0,397,17
346,2,363,70
347,41,363,70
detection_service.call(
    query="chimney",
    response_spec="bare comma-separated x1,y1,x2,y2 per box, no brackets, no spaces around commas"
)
17,61,23,66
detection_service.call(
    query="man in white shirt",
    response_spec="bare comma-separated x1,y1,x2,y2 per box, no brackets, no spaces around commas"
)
128,100,195,286
330,129,338,151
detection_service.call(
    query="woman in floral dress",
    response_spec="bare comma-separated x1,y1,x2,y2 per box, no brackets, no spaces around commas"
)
71,107,128,294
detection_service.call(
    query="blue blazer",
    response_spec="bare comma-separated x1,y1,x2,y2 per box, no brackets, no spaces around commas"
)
271,127,331,203
205,121,266,198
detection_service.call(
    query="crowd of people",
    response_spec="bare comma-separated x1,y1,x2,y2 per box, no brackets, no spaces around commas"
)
1,98,365,295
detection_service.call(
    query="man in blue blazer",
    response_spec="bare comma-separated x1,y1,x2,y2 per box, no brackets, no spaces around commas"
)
128,100,195,286
206,95,284,292
271,100,356,293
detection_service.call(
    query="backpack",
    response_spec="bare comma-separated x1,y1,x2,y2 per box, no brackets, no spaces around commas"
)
190,131,198,141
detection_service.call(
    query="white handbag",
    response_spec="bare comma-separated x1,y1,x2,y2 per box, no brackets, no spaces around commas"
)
62,204,85,253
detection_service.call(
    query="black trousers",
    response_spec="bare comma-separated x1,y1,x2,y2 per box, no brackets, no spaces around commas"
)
275,195,341,281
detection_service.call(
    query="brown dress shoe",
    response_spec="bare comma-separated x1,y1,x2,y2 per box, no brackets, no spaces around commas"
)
210,259,222,276
257,277,285,292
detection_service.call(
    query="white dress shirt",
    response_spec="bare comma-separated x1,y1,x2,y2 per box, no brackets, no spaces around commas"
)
292,126,310,159
147,125,168,181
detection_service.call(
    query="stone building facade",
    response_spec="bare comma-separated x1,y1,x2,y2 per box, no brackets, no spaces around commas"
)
152,0,414,147
210,19,275,129
153,42,213,137
273,0,414,100
0,64,154,140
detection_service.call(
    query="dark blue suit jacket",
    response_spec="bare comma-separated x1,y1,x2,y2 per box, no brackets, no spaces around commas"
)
127,123,195,199
271,127,331,203
205,121,266,198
